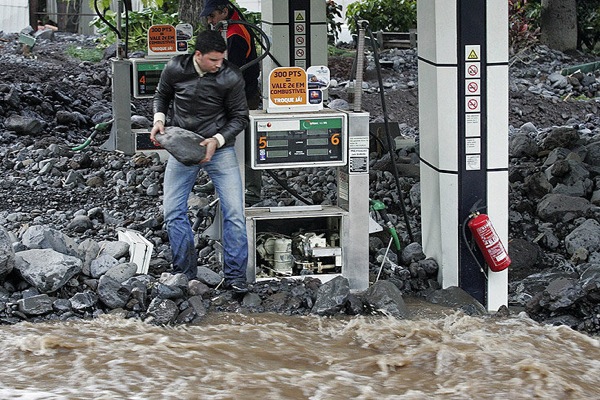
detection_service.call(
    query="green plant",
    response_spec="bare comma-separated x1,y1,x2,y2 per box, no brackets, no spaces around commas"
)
577,0,600,52
326,0,343,44
90,3,180,51
65,44,104,62
509,0,541,55
345,0,416,35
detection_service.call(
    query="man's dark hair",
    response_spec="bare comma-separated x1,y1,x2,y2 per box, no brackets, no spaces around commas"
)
194,30,227,54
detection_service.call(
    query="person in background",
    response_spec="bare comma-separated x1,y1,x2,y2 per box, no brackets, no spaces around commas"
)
151,30,250,293
200,0,263,206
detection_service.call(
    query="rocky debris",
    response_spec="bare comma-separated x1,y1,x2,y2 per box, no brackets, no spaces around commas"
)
0,225,435,324
0,32,600,332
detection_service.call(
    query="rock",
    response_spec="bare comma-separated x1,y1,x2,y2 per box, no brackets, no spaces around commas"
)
155,126,206,166
21,225,80,258
0,226,15,281
363,280,409,318
311,275,350,316
426,286,487,315
14,248,82,293
536,193,592,222
564,219,600,256
17,294,54,316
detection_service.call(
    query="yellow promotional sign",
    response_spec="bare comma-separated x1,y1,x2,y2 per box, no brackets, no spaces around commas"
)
268,67,307,106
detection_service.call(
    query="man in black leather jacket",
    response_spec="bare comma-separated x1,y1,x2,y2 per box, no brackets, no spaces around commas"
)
150,30,250,293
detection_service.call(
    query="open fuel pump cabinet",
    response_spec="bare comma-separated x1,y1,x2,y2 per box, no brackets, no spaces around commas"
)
246,205,345,282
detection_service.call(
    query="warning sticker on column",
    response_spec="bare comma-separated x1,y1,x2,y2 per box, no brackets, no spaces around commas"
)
349,149,369,173
466,114,481,137
466,137,481,154
465,45,481,61
466,154,481,170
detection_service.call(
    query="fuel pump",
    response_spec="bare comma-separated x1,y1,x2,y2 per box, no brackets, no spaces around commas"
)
239,0,370,291
94,0,191,157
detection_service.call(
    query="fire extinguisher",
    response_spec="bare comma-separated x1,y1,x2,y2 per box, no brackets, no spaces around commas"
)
467,212,511,272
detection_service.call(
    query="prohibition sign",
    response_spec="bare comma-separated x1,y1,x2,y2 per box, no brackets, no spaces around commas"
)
467,64,479,77
468,81,479,93
296,36,305,45
467,98,479,110
295,23,305,33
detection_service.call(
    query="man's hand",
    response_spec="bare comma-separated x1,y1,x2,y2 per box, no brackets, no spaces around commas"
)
200,137,219,163
150,121,164,147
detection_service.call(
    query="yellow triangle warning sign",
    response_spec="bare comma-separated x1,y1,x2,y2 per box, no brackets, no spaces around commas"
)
468,49,479,60
295,12,305,21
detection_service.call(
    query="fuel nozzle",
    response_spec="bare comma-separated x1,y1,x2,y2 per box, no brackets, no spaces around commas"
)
370,199,401,251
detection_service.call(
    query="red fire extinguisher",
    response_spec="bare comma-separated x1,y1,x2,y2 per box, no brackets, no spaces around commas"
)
467,212,511,272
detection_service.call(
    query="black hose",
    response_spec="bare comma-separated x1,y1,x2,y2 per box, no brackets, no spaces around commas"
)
265,170,314,205
94,0,121,39
363,22,414,242
226,1,283,68
216,19,272,72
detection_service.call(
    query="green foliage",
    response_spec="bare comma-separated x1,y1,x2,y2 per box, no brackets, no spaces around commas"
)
577,0,600,52
328,44,354,57
326,0,343,44
508,0,540,54
345,0,416,34
65,44,103,62
90,4,180,51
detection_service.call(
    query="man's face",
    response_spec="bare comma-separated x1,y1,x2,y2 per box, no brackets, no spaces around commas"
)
206,7,228,27
194,50,225,73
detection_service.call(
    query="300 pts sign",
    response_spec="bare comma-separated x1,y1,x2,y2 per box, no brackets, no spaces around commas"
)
268,67,307,106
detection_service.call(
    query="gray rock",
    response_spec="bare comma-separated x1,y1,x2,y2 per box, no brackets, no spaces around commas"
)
146,297,178,325
363,280,409,318
105,262,138,283
401,242,426,264
538,277,585,311
426,286,487,315
17,294,53,316
4,115,43,135
90,253,119,278
21,225,80,258
14,249,82,293
565,219,600,256
509,133,539,157
155,126,206,166
536,193,592,222
69,291,98,311
67,215,93,233
0,226,15,281
97,275,130,309
311,275,350,315
196,266,222,287
98,240,130,260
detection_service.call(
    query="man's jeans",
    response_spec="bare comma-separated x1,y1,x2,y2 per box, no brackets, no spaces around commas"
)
163,146,248,282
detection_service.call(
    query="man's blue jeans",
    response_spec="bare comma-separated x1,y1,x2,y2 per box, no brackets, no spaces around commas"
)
163,146,248,282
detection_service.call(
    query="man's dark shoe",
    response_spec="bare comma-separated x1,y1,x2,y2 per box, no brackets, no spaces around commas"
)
245,190,261,206
225,279,249,294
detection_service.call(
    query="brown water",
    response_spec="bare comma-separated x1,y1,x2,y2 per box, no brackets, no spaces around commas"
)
1,302,599,399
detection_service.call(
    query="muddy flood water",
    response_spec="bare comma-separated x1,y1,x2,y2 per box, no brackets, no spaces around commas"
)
1,300,599,399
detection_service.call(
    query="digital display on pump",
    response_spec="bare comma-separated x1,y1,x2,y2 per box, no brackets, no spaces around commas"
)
249,112,347,169
131,59,168,99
